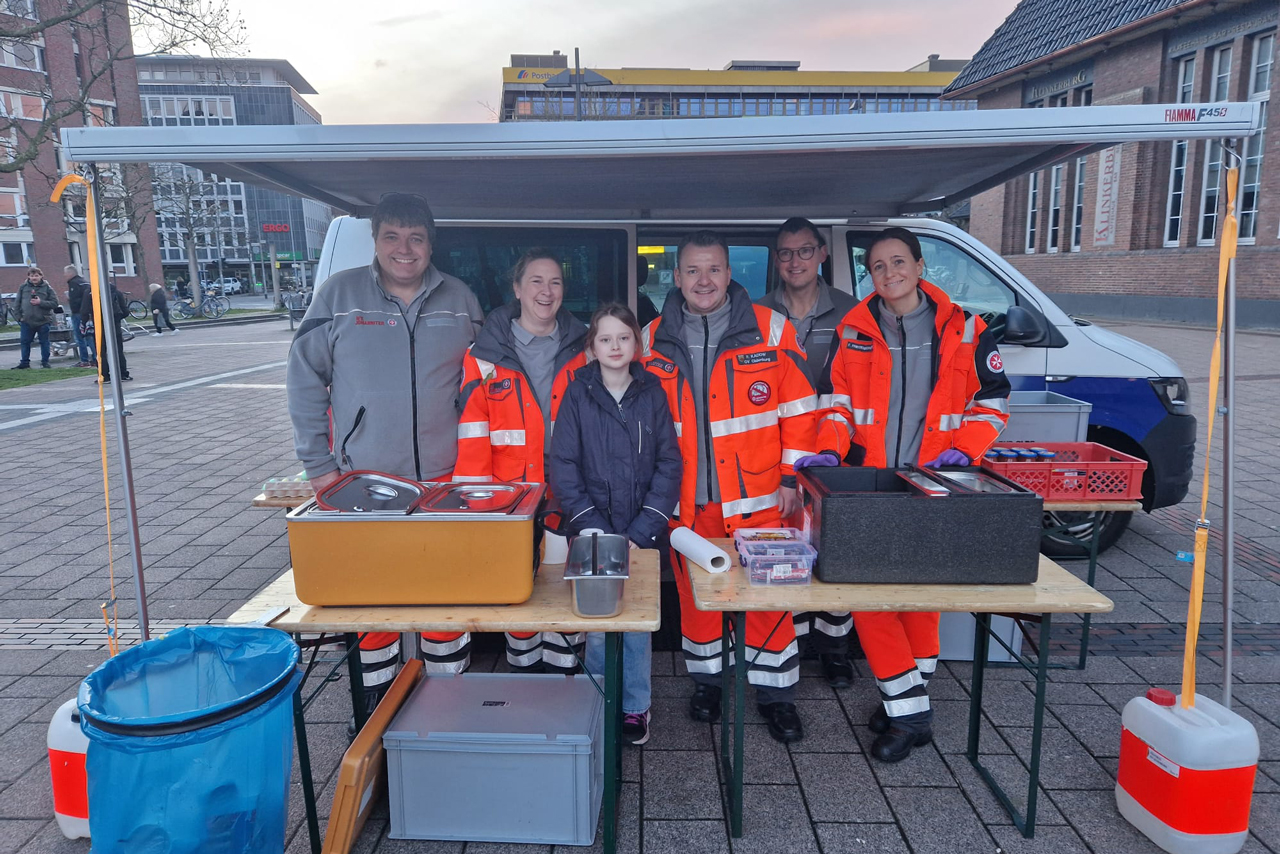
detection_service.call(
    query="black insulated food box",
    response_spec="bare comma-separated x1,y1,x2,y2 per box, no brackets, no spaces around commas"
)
799,467,1043,585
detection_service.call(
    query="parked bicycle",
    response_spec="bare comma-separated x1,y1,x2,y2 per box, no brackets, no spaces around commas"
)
128,299,149,320
172,293,229,319
0,293,16,326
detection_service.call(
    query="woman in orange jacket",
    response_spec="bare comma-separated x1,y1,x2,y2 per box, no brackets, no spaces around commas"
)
796,226,1010,763
427,249,588,673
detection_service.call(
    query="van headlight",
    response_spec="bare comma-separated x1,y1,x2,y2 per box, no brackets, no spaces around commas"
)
1149,377,1190,415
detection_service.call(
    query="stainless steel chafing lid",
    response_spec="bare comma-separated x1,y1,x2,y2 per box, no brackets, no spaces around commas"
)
563,533,631,579
930,470,1020,494
421,483,527,513
315,472,424,514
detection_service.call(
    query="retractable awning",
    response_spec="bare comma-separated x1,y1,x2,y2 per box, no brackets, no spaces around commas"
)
60,103,1261,220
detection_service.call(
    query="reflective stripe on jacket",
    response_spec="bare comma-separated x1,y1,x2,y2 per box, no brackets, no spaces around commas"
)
642,283,817,530
815,279,1011,467
453,303,587,483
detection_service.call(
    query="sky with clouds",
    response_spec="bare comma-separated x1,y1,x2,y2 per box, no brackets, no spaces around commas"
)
233,0,1023,125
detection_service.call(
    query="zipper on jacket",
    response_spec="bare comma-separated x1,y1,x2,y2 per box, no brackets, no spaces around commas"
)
892,316,907,467
339,406,367,470
394,300,424,480
701,315,714,498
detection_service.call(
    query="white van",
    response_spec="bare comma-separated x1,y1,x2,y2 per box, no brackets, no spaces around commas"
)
316,212,1194,555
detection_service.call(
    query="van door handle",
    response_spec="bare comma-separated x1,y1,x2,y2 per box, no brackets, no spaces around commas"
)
1045,375,1074,383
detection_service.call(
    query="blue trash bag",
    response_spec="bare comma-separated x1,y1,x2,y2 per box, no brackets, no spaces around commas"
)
78,625,302,854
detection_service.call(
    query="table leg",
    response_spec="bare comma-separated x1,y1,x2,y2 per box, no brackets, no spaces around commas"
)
1076,517,1103,670
731,611,746,838
602,631,623,854
1023,613,1052,837
968,612,1052,838
966,612,991,760
344,632,368,733
293,687,322,854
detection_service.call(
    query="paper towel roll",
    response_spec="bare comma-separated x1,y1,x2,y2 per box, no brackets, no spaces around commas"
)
670,526,731,573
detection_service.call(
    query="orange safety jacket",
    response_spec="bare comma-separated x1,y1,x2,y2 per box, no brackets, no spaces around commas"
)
454,304,588,483
641,284,817,530
815,280,1010,467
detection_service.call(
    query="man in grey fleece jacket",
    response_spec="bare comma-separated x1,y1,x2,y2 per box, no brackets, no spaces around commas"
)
287,194,483,490
287,193,484,711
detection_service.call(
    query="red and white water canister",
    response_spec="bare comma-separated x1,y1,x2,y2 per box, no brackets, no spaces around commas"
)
47,697,89,839
1116,688,1258,854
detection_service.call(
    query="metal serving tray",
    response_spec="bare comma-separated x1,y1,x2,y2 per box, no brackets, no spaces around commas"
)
289,482,545,523
314,472,425,515
420,483,527,514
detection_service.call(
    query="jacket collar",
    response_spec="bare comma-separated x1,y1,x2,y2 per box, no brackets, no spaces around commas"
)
577,358,654,407
760,276,834,322
471,301,586,370
654,281,762,355
842,279,962,342
370,260,444,305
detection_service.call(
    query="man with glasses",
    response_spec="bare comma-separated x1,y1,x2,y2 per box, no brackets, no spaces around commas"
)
756,217,858,689
288,193,484,719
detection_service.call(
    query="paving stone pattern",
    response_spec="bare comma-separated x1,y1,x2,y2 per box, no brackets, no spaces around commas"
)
0,320,1276,853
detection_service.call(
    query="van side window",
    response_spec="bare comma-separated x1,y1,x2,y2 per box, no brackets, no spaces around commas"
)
847,232,1016,329
636,242,770,311
433,227,627,321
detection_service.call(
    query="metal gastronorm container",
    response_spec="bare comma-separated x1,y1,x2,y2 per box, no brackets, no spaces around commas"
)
286,482,546,606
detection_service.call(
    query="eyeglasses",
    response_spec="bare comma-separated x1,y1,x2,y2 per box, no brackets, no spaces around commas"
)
776,246,819,262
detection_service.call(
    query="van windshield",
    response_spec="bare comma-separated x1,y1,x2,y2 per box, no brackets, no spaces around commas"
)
433,226,628,321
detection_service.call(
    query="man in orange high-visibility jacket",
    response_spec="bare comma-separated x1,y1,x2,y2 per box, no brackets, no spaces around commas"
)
443,249,589,673
800,226,1010,763
642,230,817,744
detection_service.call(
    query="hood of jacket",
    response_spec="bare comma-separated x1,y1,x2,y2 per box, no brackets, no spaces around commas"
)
471,301,586,373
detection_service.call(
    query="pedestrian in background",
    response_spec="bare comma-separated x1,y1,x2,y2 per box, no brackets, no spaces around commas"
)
10,267,57,370
83,279,131,382
63,265,94,367
148,283,178,336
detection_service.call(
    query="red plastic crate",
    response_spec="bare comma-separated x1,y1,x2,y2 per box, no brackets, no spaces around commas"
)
979,441,1146,501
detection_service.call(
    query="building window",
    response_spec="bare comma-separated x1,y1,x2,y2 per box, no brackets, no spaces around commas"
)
1025,171,1040,253
1198,46,1233,245
85,101,116,127
0,89,43,121
1165,56,1196,246
108,243,134,277
1241,31,1273,242
1070,157,1086,251
1047,164,1064,252
0,0,38,18
0,242,34,266
0,39,44,73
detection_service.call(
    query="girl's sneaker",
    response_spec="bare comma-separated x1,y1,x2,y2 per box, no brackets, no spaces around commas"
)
623,710,650,746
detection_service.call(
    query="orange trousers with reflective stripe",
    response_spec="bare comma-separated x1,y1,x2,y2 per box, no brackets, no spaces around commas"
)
671,503,796,658
852,612,940,681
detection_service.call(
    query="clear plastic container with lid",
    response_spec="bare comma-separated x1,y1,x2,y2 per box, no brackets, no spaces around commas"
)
738,540,817,586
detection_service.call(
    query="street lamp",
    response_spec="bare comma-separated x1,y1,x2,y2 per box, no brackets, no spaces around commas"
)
541,48,612,120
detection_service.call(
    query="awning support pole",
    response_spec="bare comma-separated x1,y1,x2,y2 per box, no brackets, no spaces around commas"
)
1221,254,1235,707
89,163,150,642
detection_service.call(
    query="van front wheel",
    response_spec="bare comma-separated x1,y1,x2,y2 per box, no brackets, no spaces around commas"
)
1039,510,1132,558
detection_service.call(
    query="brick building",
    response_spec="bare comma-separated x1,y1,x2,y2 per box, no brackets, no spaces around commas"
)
0,0,160,302
944,0,1278,326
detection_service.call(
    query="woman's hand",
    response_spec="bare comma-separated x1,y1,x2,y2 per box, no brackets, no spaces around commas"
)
924,449,970,468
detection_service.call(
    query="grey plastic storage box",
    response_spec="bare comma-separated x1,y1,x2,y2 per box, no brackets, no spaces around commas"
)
1002,391,1092,442
383,673,603,845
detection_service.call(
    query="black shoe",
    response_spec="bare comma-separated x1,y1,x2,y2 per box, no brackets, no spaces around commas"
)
10,364,29,370
820,653,854,688
346,684,390,740
40,362,51,368
868,706,890,734
870,726,932,763
689,684,722,723
758,701,804,743
122,374,133,381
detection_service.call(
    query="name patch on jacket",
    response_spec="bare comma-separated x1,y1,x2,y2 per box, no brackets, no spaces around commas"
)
735,351,777,366
845,341,873,352
650,357,676,374
488,378,512,394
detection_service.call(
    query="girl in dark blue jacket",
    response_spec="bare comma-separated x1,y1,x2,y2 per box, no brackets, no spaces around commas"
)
550,304,681,745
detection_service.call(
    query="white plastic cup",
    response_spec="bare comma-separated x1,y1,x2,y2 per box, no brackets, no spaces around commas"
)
543,532,569,564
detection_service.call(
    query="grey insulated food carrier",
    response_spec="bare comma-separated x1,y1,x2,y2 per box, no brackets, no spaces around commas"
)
383,673,604,845
799,466,1043,585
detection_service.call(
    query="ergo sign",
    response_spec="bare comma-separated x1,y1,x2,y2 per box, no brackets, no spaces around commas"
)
262,223,290,233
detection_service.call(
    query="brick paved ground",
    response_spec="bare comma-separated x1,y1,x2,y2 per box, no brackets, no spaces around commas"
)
0,319,1276,853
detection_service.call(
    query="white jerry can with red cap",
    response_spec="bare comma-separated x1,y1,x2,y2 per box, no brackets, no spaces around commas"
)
47,697,89,839
1116,688,1258,854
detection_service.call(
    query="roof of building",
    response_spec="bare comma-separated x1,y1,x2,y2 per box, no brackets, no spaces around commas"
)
139,55,317,95
945,0,1197,94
